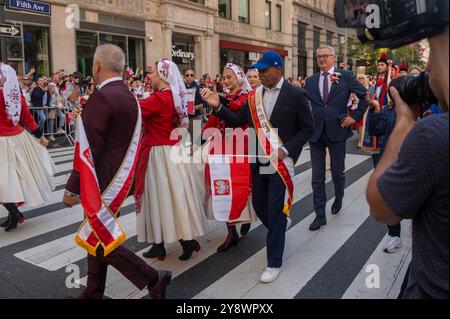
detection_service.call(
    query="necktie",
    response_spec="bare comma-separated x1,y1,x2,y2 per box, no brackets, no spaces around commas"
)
322,72,329,104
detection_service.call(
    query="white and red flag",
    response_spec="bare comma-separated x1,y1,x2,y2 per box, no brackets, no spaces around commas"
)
73,103,142,257
208,155,251,222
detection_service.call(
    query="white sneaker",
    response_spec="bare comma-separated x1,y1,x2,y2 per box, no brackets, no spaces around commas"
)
57,128,66,134
384,236,403,253
49,135,56,142
260,267,282,284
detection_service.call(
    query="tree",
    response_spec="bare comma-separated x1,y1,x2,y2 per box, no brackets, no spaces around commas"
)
348,37,427,75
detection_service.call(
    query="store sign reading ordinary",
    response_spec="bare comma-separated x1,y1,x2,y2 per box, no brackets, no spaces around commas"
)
7,0,51,16
172,48,195,61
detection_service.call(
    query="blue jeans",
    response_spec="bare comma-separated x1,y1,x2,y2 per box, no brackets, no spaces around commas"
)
36,108,47,131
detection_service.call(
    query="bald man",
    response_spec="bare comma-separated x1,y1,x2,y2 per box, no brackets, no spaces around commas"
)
64,44,171,299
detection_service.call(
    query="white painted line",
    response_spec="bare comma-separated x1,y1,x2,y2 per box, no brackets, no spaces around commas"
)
342,220,412,299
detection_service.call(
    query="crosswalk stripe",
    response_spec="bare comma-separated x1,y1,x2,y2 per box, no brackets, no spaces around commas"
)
193,172,372,299
73,155,369,299
342,221,412,299
0,196,135,249
5,144,411,301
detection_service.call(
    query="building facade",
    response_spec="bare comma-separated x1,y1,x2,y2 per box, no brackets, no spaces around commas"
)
0,0,352,79
292,0,355,78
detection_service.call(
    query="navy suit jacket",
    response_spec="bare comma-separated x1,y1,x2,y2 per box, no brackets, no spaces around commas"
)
214,80,315,165
304,68,369,143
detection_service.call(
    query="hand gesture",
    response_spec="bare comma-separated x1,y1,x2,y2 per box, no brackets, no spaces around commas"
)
200,88,220,109
39,136,49,147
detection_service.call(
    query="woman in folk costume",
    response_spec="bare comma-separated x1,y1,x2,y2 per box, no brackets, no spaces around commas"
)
202,63,257,253
135,59,207,261
0,63,55,231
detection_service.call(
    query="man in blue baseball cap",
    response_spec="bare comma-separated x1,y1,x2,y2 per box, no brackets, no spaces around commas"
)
201,51,315,284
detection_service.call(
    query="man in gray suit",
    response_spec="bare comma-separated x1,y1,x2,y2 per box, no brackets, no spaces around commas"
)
304,45,369,231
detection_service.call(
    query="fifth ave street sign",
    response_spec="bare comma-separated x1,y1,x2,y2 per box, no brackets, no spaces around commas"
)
0,24,21,37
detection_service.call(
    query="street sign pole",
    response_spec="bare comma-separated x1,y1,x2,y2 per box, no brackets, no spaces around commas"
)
0,0,6,62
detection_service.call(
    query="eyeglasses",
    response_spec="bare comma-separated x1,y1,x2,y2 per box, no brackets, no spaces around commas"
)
317,54,334,60
185,74,195,78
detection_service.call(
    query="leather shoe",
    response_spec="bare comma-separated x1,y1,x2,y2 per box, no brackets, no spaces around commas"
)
331,201,343,215
148,271,172,300
309,216,327,231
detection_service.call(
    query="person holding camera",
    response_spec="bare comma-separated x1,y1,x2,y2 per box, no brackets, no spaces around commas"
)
64,72,84,110
367,25,449,299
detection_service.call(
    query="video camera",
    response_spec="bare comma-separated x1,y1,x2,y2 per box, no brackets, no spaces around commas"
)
334,0,449,48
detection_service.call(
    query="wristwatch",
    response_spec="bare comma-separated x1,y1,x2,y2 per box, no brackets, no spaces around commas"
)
64,190,79,198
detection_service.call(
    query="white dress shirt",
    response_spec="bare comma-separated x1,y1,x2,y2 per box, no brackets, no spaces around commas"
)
319,66,334,101
98,76,123,91
263,77,284,119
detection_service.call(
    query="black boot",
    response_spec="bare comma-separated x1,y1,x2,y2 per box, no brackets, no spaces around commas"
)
3,204,22,232
240,223,251,236
217,224,239,253
143,243,166,261
178,240,201,261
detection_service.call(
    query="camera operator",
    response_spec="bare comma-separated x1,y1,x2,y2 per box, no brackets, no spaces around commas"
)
64,71,84,110
366,24,449,299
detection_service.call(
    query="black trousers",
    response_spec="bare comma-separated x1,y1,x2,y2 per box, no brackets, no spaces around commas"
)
80,246,159,299
251,170,288,268
310,127,347,218
372,153,402,238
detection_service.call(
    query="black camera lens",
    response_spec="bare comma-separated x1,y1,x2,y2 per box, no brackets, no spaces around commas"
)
389,72,438,109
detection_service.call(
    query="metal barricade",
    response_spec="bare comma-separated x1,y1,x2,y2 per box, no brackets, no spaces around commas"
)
28,105,75,146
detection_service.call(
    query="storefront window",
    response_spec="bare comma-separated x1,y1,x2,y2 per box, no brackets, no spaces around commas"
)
76,31,98,77
3,36,24,76
128,37,145,73
23,25,51,79
172,36,195,74
99,33,127,61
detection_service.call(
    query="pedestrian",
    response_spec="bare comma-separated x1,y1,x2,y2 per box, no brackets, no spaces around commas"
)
304,45,369,232
134,59,207,262
202,63,257,253
246,69,261,90
201,51,314,283
0,63,54,231
367,24,449,299
63,44,172,300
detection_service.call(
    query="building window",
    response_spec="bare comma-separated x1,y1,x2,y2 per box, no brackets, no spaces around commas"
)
128,37,145,73
23,25,51,79
326,31,333,46
218,0,231,19
275,5,282,32
265,1,271,29
298,23,307,78
188,0,205,4
313,27,321,73
238,0,250,24
76,31,98,77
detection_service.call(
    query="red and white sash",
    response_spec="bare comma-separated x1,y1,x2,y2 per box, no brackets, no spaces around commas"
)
74,103,142,257
248,87,295,216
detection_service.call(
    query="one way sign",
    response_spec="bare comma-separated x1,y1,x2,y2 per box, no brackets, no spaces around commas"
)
0,24,21,37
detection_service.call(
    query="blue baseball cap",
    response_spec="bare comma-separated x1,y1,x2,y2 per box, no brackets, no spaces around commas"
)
251,51,284,70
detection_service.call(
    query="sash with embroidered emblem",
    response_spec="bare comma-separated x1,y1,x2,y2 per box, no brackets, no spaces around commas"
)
73,100,142,257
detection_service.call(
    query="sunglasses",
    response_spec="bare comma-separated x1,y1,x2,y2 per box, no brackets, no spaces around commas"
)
185,74,195,77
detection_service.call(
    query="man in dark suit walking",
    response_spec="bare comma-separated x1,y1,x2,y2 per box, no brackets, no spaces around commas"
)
201,51,314,283
62,44,171,299
304,45,368,231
